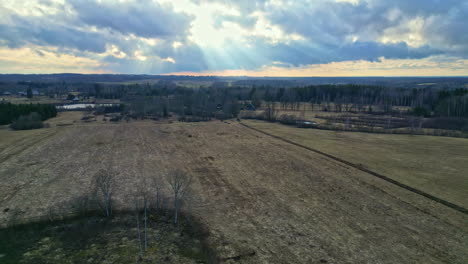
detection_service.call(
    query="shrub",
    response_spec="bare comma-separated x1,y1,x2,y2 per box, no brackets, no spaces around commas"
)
278,114,297,125
10,112,44,130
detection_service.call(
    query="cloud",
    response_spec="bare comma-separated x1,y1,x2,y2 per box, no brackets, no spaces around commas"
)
170,55,468,77
0,46,106,73
0,0,466,75
202,0,468,54
70,0,193,39
0,15,109,53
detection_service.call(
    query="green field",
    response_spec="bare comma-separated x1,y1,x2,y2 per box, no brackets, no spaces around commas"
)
243,120,468,208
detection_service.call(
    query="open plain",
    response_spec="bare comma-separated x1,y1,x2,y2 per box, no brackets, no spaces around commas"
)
0,112,467,263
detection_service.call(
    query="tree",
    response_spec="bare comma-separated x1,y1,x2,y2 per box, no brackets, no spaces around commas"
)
264,101,277,122
94,84,102,98
167,169,192,225
94,169,114,217
134,198,144,260
152,176,164,211
27,87,33,99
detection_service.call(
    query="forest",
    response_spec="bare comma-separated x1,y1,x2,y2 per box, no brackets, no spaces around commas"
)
0,102,57,125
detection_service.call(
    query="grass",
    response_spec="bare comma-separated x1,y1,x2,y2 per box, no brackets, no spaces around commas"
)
0,115,467,263
0,213,215,264
243,119,468,208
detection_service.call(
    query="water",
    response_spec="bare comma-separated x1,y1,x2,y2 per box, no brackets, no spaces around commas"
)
56,104,118,110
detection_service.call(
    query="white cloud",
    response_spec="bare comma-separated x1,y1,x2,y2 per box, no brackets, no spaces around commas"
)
0,46,106,73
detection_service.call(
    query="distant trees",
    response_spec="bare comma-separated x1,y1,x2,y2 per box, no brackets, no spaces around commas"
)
0,102,57,125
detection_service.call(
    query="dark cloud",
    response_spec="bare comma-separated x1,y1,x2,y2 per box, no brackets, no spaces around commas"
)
205,0,468,55
217,38,441,70
0,14,109,53
70,0,193,39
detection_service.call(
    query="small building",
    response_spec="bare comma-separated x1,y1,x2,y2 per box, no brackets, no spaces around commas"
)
72,97,80,102
3,91,11,95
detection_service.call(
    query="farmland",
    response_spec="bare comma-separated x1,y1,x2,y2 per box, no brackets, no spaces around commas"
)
242,120,468,209
0,112,467,263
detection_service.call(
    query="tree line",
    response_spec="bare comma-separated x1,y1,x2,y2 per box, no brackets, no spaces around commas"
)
0,102,57,125
118,84,468,119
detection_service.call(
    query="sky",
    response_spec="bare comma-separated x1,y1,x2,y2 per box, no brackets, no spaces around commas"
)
0,0,467,77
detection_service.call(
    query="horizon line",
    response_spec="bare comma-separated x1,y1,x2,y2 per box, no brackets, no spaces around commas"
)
1,73,468,78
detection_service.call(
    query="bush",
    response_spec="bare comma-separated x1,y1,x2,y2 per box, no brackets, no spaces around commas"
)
10,112,44,130
278,114,297,125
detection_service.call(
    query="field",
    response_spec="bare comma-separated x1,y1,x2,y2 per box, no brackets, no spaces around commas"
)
242,120,468,209
0,112,467,263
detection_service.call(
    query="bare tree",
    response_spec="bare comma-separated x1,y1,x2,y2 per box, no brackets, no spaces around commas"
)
143,193,148,251
94,169,114,217
264,101,277,122
167,169,192,225
152,176,164,211
134,198,144,260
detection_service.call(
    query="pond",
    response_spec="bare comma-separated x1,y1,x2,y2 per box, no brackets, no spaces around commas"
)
56,104,118,110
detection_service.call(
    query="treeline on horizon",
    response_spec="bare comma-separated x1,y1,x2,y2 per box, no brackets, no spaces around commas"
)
0,103,57,125
2,80,468,119
86,83,468,119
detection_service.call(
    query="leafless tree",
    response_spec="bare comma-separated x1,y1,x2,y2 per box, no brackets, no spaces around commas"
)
134,198,144,260
152,176,164,211
143,193,148,251
264,101,277,122
94,169,114,217
167,169,192,225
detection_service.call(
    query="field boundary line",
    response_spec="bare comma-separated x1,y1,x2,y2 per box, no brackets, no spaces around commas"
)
239,122,468,215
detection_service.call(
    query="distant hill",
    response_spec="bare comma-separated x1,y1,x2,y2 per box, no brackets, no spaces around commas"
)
0,74,466,88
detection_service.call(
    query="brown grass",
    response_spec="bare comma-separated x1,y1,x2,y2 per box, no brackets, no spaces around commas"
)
0,115,467,263
243,120,468,209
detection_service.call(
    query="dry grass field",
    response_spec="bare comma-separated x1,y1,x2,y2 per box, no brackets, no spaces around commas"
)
0,112,467,263
243,120,468,209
